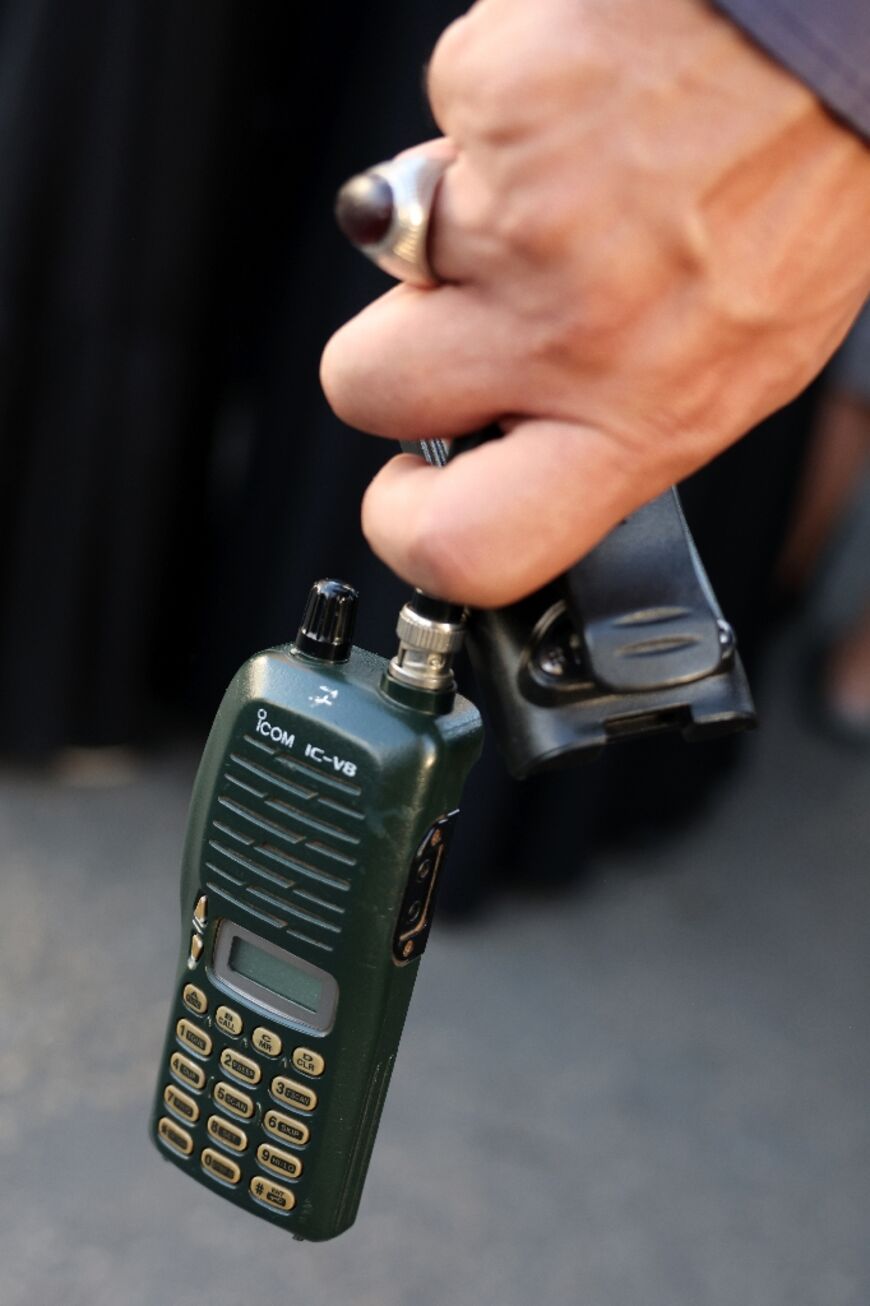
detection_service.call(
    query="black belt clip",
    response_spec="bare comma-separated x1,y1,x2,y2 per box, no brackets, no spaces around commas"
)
402,440,757,779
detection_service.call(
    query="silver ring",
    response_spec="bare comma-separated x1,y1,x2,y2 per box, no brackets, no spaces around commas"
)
335,155,449,287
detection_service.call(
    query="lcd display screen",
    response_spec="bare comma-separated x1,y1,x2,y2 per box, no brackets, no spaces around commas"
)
228,936,323,1012
211,920,338,1033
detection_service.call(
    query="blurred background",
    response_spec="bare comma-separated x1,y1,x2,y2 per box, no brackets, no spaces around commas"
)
0,2,867,1304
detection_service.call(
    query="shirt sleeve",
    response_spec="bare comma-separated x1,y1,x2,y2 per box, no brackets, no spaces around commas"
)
713,0,870,140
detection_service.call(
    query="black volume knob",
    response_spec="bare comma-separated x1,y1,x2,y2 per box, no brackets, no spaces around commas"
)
295,579,358,663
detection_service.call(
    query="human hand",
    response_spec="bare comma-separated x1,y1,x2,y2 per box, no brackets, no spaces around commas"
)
321,0,870,607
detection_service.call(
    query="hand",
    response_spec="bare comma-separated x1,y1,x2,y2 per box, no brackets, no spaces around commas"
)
321,0,870,607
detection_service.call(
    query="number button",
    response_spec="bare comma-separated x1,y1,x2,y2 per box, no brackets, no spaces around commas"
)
201,1148,241,1186
170,1051,206,1092
263,1109,310,1148
270,1076,317,1113
250,1176,295,1213
163,1084,200,1124
157,1116,193,1157
207,1115,248,1154
252,1027,283,1058
291,1047,325,1077
220,1048,261,1085
213,1080,255,1120
257,1143,302,1180
182,984,208,1015
176,1018,213,1059
215,1005,243,1037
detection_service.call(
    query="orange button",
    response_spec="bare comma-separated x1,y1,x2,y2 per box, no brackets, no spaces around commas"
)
157,1116,193,1157
170,1051,206,1091
207,1114,248,1154
257,1142,302,1180
201,1147,241,1186
263,1108,310,1148
213,1080,255,1120
270,1076,317,1112
176,1018,213,1059
163,1084,200,1124
220,1048,261,1085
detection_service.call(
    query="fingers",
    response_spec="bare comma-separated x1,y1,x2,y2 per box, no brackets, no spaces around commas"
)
393,137,456,165
320,282,522,440
391,143,496,286
360,420,670,607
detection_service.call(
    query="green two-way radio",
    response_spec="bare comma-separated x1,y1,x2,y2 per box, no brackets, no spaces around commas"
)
150,580,483,1241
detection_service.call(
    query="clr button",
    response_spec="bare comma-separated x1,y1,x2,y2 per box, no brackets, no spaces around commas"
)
291,1047,325,1077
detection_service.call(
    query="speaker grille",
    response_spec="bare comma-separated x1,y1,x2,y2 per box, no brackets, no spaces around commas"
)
203,732,363,953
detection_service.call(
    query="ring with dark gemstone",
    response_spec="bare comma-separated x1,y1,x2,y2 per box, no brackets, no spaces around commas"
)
333,155,449,287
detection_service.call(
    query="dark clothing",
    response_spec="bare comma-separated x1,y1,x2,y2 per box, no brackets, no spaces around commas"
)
716,0,870,138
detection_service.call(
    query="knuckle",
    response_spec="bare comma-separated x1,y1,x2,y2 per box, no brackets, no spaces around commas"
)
428,10,534,143
320,323,390,433
319,330,355,423
427,17,476,127
406,514,464,601
401,500,479,604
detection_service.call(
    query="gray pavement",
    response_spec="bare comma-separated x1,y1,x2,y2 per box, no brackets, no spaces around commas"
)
0,636,867,1306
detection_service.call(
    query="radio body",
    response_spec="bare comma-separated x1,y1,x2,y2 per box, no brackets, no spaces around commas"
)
150,583,482,1241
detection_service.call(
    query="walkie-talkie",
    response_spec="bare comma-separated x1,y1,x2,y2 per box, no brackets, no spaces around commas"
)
150,580,482,1241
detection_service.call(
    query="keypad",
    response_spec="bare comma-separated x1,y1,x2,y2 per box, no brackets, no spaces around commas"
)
215,1005,243,1037
213,1080,255,1120
271,1076,318,1113
158,1116,193,1157
182,984,208,1015
220,1048,261,1085
176,1018,212,1059
291,1047,325,1077
170,1051,206,1092
207,1114,248,1154
162,973,330,1219
257,1142,302,1180
164,1084,200,1124
201,1147,241,1186
252,1026,282,1058
262,1108,310,1148
250,1176,295,1213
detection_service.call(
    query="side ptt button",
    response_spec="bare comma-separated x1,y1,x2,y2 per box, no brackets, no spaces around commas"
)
392,810,459,963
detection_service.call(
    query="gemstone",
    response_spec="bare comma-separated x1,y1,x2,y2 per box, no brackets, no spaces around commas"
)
334,173,394,246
